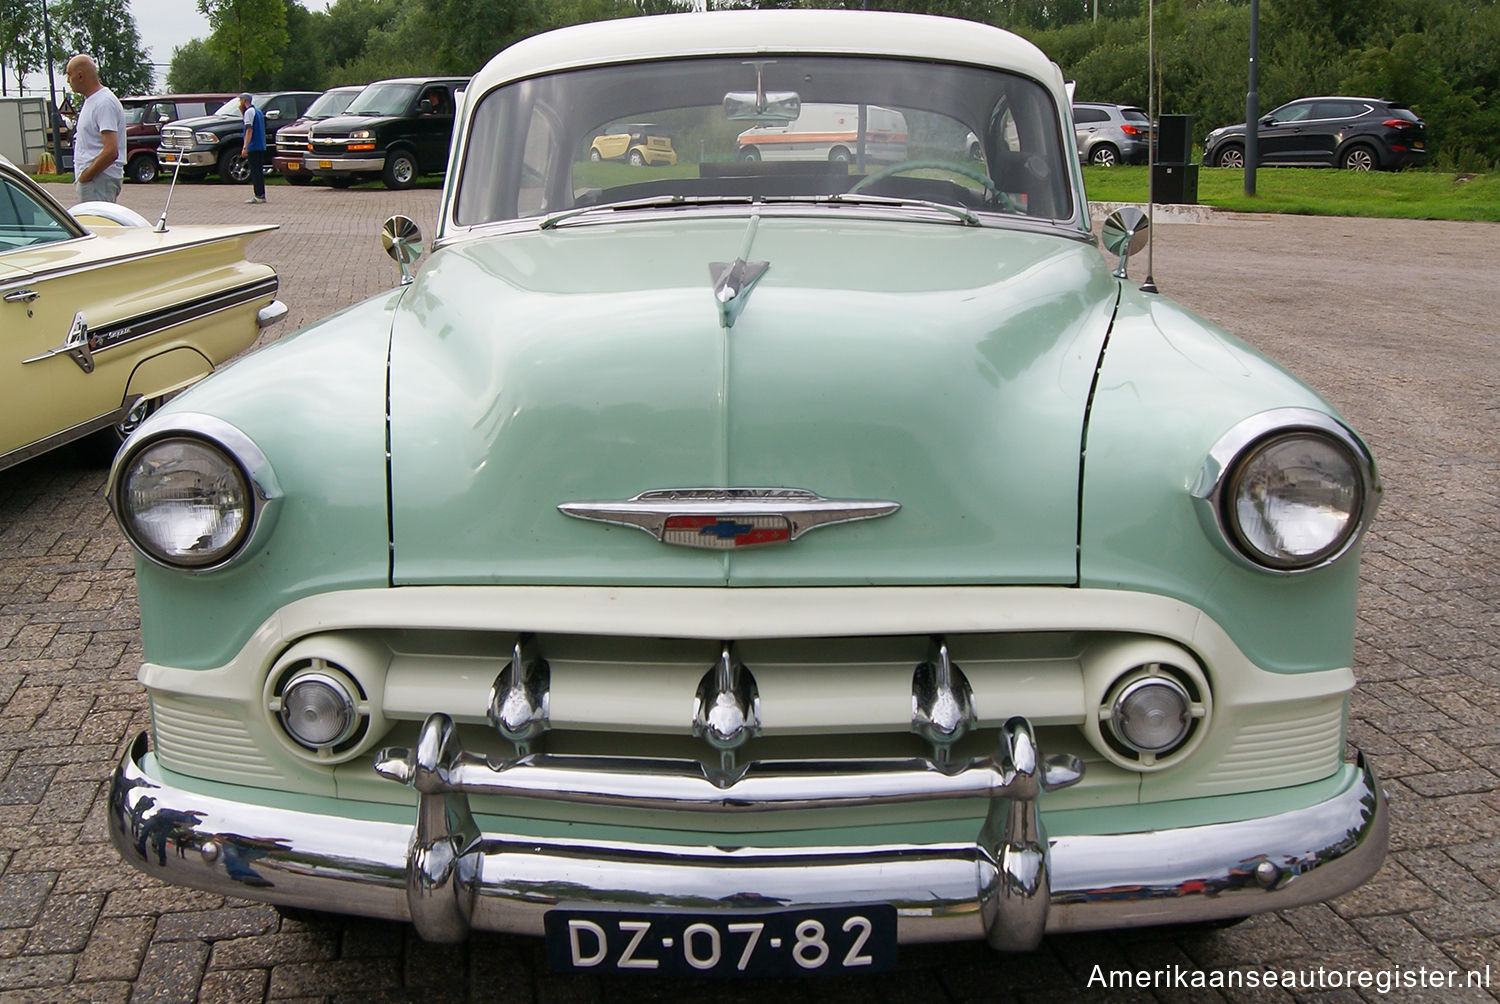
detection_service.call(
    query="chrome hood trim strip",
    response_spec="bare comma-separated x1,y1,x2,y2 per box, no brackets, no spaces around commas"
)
558,488,899,550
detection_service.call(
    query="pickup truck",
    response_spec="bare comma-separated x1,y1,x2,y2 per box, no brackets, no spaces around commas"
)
304,76,467,189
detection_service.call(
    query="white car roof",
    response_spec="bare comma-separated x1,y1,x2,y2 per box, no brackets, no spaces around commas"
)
470,10,1065,95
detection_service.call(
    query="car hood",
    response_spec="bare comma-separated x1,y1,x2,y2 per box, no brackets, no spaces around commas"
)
165,113,241,132
310,113,401,135
388,215,1117,586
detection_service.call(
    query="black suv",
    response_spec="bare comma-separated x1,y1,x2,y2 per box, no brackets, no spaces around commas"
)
156,91,320,183
305,77,468,189
1205,97,1427,171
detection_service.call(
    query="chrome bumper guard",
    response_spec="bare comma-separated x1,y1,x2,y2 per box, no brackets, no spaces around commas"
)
108,718,1386,950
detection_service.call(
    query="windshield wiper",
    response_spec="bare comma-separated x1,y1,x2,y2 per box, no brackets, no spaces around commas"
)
540,195,754,230
818,193,981,226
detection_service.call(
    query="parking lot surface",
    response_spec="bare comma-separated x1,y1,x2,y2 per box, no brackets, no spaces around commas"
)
2,180,1497,1002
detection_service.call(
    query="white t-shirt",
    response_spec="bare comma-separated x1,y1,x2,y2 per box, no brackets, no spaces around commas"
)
75,86,127,179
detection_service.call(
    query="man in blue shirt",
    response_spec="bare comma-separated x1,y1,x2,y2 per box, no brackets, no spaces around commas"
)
240,93,267,203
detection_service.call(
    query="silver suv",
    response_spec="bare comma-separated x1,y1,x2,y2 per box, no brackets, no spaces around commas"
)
1073,102,1153,166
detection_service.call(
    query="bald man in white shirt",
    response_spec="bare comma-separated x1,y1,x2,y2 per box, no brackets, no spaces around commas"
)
65,55,126,203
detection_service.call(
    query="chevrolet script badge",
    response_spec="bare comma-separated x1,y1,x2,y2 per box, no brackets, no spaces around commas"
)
558,489,900,550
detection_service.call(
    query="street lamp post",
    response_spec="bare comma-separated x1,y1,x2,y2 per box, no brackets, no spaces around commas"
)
1245,0,1259,195
41,0,64,169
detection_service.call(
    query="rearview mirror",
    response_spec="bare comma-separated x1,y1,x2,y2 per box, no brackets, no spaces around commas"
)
723,91,801,122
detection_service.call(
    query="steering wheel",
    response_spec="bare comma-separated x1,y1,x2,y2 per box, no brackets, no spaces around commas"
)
848,159,998,194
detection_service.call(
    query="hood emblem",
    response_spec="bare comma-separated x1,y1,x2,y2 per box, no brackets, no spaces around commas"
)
559,488,900,551
709,258,769,329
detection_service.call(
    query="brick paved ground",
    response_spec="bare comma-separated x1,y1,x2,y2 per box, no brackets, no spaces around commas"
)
1,179,1497,1003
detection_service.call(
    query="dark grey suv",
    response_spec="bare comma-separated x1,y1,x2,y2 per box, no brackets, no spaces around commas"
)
1073,102,1153,166
1205,97,1427,171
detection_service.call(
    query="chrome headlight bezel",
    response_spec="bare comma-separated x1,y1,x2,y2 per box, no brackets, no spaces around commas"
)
107,414,282,573
1192,408,1380,574
194,130,220,146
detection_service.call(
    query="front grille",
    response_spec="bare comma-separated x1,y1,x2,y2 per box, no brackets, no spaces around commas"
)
159,126,193,150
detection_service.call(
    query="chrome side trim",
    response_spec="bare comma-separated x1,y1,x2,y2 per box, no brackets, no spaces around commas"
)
0,397,140,473
0,236,276,288
110,733,1386,946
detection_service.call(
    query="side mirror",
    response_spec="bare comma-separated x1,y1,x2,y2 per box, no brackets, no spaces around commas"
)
1101,206,1150,280
266,109,281,121
382,215,424,286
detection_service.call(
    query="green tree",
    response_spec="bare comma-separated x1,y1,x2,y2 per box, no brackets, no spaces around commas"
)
53,0,153,95
166,38,234,92
0,0,48,94
199,0,289,89
276,0,327,88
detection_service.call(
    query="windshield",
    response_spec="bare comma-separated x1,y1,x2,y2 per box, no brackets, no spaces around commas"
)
345,82,419,117
456,55,1072,227
212,97,241,117
306,88,361,119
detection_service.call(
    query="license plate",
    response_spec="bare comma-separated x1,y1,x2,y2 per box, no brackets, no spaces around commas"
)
545,904,897,976
1414,141,1425,149
162,154,176,162
319,160,332,168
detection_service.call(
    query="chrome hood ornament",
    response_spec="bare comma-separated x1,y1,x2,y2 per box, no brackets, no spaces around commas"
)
709,258,769,329
558,488,900,550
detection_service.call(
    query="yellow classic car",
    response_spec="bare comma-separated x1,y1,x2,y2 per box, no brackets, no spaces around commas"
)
0,155,286,471
587,122,678,166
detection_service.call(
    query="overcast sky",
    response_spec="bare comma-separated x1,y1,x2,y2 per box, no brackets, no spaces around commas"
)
0,0,330,95
131,0,332,88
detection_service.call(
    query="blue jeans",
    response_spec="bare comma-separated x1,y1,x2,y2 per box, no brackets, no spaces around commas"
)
75,173,122,203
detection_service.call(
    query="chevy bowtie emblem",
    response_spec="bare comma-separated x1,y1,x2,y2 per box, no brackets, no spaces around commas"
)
558,489,900,550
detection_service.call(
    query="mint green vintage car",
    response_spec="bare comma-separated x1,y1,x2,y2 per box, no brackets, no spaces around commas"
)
106,10,1386,975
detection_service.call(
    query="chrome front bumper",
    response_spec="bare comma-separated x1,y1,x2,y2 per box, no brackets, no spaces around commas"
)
307,155,385,172
108,718,1386,950
156,150,215,168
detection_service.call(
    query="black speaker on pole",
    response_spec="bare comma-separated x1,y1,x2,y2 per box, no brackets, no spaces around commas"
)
1152,114,1198,205
1155,114,1193,166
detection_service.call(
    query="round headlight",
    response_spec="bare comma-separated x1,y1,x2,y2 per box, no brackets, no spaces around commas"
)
1109,677,1192,754
1226,432,1364,570
116,437,252,569
279,672,358,749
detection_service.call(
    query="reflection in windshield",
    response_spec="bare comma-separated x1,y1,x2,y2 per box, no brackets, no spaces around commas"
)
456,55,1071,227
345,83,419,117
212,97,241,117
305,88,361,119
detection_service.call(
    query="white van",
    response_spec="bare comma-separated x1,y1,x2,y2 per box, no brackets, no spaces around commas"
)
736,103,908,164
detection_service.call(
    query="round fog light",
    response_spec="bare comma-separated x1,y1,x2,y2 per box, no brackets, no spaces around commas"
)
279,673,357,749
1110,677,1192,754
